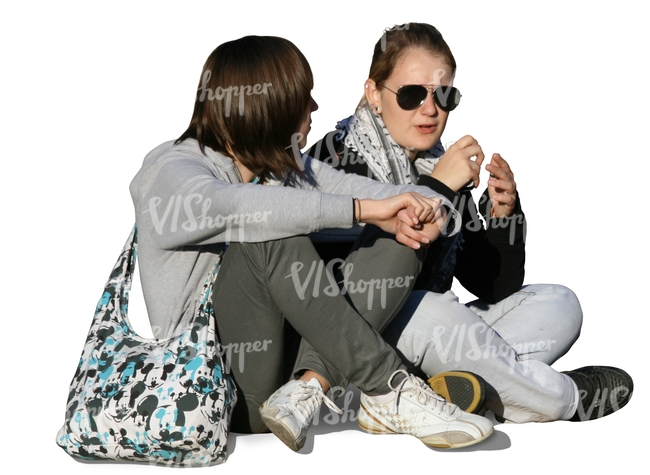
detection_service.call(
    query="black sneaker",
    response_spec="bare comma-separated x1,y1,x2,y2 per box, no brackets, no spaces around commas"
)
562,366,633,421
427,371,486,414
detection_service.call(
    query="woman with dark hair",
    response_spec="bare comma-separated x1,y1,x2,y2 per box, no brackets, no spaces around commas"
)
130,35,494,451
307,23,633,423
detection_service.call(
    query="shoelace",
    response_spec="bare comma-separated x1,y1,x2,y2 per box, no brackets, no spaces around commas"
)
389,370,458,417
287,383,343,423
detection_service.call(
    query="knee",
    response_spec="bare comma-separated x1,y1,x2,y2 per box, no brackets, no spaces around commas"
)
527,283,581,314
549,284,583,332
231,235,317,269
530,284,583,339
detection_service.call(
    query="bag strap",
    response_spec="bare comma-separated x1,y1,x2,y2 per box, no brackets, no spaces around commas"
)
107,225,137,287
101,225,224,335
99,225,137,315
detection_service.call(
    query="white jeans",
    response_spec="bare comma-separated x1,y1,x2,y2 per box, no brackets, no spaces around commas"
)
383,284,583,422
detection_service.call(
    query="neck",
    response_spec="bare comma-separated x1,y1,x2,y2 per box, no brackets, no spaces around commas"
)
233,158,257,183
404,147,417,162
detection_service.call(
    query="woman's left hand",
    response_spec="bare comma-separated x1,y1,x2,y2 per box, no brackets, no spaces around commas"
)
486,153,517,218
396,204,447,247
359,193,444,249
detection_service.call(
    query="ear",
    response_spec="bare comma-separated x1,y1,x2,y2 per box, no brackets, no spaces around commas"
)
364,79,383,113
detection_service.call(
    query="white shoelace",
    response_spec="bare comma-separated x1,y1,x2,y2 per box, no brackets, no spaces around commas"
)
389,370,457,417
288,383,343,423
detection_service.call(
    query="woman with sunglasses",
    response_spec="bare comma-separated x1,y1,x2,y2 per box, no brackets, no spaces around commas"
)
130,34,495,453
307,23,632,423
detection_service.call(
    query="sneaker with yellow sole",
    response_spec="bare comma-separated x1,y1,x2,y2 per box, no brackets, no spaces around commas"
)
427,371,486,414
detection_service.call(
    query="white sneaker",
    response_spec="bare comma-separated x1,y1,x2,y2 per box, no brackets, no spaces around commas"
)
259,378,342,451
359,370,494,449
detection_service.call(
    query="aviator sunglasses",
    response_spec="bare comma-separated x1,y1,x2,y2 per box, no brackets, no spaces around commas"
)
378,83,462,112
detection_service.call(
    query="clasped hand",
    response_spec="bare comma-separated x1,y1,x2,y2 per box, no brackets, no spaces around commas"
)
358,193,447,250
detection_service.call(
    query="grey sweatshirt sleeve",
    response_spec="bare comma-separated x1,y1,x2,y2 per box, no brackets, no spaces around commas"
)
131,143,356,249
130,141,459,250
301,156,461,235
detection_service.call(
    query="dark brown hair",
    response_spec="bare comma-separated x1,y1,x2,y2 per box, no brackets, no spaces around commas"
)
176,36,313,177
363,23,456,105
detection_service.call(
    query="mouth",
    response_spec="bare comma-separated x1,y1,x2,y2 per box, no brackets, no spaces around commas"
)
415,124,437,134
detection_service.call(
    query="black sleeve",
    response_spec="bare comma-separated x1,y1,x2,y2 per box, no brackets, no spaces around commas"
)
453,189,526,303
416,175,457,203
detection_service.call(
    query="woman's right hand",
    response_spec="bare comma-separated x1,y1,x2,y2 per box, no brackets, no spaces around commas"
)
358,193,446,249
431,135,485,191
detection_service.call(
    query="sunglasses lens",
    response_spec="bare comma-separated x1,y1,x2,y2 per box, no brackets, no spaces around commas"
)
434,86,461,112
396,85,428,110
394,85,462,112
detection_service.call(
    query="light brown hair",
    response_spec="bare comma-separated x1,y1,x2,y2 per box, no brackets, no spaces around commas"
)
361,23,456,107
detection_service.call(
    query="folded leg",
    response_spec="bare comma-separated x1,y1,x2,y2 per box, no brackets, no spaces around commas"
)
383,290,579,422
466,284,583,365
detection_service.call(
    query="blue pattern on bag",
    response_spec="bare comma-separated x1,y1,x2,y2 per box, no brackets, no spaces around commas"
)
56,226,237,467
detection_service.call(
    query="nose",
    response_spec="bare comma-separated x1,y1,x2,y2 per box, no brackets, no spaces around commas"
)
419,89,438,116
311,96,319,112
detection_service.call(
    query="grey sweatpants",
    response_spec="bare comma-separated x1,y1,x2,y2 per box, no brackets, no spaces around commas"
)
211,226,424,433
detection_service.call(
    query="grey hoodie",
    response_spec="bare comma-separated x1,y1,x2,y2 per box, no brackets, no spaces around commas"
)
130,138,459,338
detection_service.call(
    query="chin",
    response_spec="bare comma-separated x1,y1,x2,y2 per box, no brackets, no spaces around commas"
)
410,140,439,152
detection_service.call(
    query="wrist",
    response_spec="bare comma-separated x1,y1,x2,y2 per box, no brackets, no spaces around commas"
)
430,170,453,190
353,198,361,224
417,175,457,202
357,199,376,224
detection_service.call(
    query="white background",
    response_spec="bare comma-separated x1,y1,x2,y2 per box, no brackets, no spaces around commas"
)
2,1,647,472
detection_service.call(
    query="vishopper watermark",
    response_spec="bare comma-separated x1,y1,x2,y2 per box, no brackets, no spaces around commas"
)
144,193,272,240
286,258,415,311
429,322,557,374
299,136,526,246
461,192,526,245
152,323,273,375
197,70,272,117
574,385,631,421
308,130,373,178
219,339,273,374
312,385,358,427
381,23,410,52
